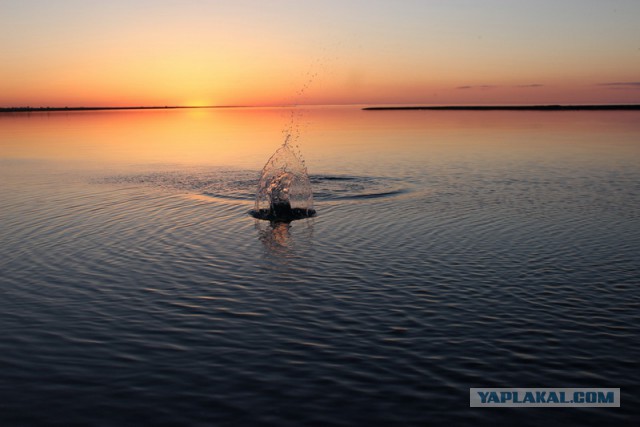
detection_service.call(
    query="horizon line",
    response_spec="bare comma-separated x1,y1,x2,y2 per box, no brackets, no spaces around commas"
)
363,104,640,111
2,103,640,113
0,105,247,113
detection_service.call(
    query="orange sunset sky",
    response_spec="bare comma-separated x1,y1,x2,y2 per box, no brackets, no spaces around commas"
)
1,0,639,107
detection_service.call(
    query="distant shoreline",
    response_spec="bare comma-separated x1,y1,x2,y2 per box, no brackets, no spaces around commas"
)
3,104,640,114
363,105,640,111
0,105,244,113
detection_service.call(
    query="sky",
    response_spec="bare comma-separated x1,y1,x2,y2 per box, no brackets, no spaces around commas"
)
1,0,639,107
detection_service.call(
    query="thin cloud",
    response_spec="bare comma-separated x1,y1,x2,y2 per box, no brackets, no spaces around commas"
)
597,82,640,88
456,85,497,90
516,84,544,88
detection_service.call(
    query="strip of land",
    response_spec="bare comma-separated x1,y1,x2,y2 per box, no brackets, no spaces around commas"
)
0,105,243,113
4,105,639,113
363,105,640,111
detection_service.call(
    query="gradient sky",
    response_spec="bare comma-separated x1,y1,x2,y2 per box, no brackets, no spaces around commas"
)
1,0,639,107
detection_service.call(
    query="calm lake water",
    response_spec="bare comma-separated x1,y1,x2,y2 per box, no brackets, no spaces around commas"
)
1,107,639,426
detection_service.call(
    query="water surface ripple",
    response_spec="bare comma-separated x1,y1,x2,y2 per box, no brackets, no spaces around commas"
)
1,109,639,426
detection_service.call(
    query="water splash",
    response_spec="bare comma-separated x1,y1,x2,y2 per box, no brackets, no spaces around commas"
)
251,135,315,222
250,57,331,222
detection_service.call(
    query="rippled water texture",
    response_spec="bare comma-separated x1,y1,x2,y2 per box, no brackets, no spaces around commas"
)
1,108,639,426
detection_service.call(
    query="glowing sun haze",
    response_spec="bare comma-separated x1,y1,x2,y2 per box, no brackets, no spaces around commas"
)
1,0,639,107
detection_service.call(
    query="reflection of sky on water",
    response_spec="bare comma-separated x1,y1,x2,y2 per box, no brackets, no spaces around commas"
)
1,107,639,426
3,108,640,174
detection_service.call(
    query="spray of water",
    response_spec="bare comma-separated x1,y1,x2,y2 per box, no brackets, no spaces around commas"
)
250,59,328,222
251,134,315,221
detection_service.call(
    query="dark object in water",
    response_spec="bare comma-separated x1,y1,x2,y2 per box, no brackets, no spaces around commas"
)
250,205,316,222
272,200,293,218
